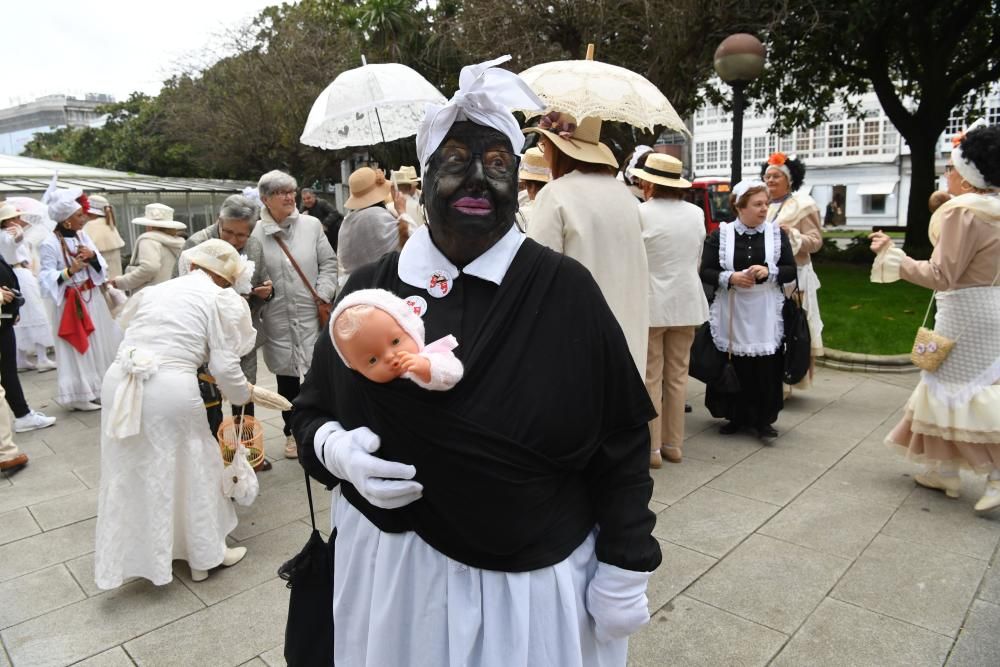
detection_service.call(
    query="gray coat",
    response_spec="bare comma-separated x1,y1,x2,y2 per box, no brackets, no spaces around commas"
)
252,208,338,377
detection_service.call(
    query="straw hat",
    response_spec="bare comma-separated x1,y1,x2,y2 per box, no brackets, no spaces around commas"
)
130,203,187,230
345,167,392,210
0,203,22,223
391,165,421,186
87,194,110,216
518,147,550,183
631,153,691,189
523,112,618,169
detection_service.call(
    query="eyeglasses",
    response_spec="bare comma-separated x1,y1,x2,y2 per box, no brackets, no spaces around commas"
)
436,145,517,179
271,189,296,198
944,164,955,174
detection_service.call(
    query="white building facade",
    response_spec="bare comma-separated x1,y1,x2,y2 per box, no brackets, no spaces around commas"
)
690,91,1000,228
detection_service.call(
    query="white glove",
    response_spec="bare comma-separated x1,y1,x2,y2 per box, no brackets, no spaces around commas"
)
586,562,653,643
315,422,423,509
247,383,292,410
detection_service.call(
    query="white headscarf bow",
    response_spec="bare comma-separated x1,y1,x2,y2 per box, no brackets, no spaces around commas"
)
952,118,991,190
415,55,545,173
47,188,84,223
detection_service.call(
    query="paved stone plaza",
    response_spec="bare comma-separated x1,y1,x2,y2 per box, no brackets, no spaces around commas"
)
1,361,998,666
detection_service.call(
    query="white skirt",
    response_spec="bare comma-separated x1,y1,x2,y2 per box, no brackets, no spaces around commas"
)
332,495,628,667
47,289,122,404
95,364,237,589
12,267,53,350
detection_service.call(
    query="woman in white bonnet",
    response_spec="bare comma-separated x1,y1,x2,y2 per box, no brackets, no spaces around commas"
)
39,190,122,411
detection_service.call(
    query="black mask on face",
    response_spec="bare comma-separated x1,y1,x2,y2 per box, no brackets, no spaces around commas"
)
423,122,519,263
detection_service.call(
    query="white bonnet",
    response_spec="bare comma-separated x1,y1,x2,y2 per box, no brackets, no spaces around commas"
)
47,188,84,222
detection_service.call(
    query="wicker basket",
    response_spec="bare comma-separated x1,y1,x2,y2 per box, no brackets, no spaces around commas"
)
218,415,266,471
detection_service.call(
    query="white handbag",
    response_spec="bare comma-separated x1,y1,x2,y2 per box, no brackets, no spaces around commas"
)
222,440,259,506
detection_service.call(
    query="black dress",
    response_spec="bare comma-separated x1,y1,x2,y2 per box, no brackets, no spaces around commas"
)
700,225,796,429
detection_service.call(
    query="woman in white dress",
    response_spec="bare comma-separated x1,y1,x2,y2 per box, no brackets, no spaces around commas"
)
39,190,122,411
0,203,55,371
95,239,287,588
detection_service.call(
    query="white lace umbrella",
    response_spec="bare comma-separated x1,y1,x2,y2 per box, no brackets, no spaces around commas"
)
301,63,447,150
518,53,688,135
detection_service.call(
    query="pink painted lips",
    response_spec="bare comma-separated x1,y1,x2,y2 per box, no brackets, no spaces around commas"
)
452,197,493,216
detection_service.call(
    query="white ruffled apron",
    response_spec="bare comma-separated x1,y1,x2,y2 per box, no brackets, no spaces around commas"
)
710,222,784,356
922,286,1000,407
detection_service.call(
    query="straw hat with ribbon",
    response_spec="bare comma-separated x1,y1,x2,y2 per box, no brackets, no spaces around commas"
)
391,165,421,186
630,153,691,189
523,111,618,169
345,167,392,210
130,203,187,230
518,147,550,183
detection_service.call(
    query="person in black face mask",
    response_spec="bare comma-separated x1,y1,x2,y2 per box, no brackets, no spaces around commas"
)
293,56,661,667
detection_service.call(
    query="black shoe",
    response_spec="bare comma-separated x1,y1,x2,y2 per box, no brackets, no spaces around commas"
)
719,421,741,435
757,425,779,440
684,403,693,413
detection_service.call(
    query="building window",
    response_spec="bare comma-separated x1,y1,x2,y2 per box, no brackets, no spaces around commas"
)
812,125,826,155
695,142,706,171
796,129,810,154
719,139,730,168
706,140,719,168
863,194,887,214
828,124,844,156
780,135,794,153
863,120,880,154
753,136,767,162
946,112,965,136
846,122,861,155
882,122,898,151
743,137,753,167
988,105,1000,126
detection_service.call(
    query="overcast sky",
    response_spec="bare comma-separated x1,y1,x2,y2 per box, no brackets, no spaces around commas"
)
2,0,279,108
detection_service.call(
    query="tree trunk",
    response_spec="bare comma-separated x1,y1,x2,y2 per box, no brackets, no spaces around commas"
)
902,132,938,259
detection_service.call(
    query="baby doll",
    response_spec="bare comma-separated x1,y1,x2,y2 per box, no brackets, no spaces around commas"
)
928,190,953,213
329,288,463,390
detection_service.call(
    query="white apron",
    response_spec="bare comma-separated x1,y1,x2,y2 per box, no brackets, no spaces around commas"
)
709,222,784,357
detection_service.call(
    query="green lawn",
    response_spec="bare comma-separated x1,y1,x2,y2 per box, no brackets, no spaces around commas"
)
814,261,932,355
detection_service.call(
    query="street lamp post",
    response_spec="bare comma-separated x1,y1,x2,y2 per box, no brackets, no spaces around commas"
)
713,34,766,184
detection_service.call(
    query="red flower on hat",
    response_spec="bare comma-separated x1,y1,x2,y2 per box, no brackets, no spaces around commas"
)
76,193,90,214
767,152,787,166
951,132,965,148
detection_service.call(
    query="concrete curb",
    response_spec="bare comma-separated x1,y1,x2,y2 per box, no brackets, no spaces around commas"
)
817,347,919,374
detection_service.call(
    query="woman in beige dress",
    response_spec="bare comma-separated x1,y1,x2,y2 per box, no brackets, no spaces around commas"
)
633,154,708,466
761,153,824,390
111,203,187,293
870,120,1000,512
83,195,125,280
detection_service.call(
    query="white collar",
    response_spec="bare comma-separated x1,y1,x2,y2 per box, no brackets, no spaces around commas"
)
398,224,525,296
735,220,765,235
